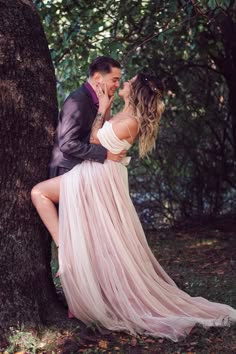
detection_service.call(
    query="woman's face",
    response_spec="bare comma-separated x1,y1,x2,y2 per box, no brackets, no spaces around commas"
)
118,76,137,98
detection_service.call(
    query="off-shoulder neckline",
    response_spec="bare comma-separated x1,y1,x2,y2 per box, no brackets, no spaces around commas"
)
104,121,132,147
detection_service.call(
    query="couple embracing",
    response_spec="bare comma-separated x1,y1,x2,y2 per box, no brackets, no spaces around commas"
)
31,56,236,342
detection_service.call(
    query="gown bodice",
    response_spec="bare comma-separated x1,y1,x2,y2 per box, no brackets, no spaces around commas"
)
97,121,132,153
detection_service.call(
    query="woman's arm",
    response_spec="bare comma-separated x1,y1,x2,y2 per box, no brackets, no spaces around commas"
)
103,96,114,121
90,83,112,144
89,111,105,144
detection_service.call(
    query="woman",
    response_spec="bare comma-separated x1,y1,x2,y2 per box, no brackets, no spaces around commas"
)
31,73,236,342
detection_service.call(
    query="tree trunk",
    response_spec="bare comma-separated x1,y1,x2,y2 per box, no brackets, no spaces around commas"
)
0,0,61,330
209,10,236,158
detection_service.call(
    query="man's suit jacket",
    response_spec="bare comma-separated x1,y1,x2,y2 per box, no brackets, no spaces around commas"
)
49,84,107,178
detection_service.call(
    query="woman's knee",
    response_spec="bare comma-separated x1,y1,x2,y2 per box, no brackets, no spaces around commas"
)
31,179,60,205
31,184,42,205
31,182,48,206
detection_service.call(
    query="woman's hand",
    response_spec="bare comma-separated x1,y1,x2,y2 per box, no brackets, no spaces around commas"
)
96,83,113,114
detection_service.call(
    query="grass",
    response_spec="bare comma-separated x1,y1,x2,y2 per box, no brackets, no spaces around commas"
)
2,219,236,354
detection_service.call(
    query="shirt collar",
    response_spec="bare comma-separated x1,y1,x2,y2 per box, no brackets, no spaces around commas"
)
84,81,99,107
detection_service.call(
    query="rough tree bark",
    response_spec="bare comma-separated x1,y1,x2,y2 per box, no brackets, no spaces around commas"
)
0,0,62,331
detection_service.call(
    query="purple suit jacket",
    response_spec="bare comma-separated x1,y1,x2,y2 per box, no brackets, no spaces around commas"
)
49,84,107,178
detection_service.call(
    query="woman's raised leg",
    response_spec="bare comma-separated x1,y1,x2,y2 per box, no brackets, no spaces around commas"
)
31,176,62,247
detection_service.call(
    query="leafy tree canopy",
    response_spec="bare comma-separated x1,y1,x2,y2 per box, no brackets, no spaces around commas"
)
34,0,236,225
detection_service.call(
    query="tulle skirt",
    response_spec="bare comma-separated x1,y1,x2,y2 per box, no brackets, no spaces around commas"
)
58,160,236,341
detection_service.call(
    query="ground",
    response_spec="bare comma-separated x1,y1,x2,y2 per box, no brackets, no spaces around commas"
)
2,217,236,354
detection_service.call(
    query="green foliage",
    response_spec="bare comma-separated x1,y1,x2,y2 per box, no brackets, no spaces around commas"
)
6,328,40,354
5,326,60,353
34,0,236,224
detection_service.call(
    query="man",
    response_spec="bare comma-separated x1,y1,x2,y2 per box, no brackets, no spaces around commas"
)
49,56,125,178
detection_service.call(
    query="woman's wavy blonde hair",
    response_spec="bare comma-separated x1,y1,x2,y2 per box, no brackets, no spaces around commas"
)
129,72,165,158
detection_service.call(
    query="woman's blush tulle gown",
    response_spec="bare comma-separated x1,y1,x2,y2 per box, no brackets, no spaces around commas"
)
58,119,236,342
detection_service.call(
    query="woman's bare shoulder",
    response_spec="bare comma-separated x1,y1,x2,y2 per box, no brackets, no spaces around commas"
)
112,112,138,125
111,113,139,141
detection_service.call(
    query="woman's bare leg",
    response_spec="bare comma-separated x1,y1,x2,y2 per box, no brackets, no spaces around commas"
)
31,176,62,247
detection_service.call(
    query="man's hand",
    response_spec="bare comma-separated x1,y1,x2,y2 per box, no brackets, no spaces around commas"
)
107,149,127,162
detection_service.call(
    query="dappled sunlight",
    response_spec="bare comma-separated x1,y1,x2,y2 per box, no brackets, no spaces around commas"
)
188,239,218,249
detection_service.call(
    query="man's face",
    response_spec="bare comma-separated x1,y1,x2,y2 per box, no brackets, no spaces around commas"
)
99,67,121,97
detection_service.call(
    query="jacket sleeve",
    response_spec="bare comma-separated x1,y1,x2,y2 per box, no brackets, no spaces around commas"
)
58,96,107,163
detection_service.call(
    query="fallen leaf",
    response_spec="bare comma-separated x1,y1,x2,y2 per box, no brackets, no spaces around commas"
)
130,337,137,346
120,337,128,344
99,340,108,349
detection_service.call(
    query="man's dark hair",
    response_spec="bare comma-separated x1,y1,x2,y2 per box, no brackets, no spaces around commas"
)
89,56,121,77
